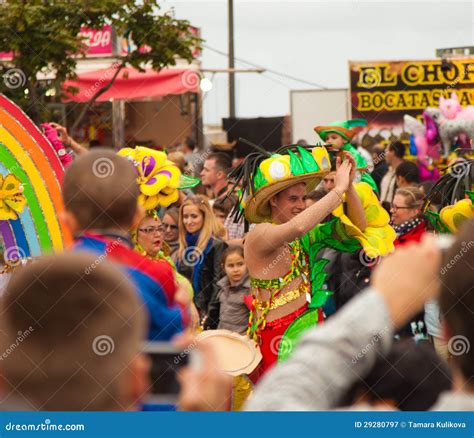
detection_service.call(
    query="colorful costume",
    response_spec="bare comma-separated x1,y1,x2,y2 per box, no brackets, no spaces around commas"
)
0,94,72,263
118,146,199,210
229,144,395,374
314,119,379,193
133,233,194,300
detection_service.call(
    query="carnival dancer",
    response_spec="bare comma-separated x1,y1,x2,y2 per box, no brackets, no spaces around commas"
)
314,119,379,193
228,144,395,375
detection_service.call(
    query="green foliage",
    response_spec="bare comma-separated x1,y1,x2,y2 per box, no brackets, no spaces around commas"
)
0,0,202,122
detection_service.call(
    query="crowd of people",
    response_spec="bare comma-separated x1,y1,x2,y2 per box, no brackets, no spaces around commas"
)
0,120,472,413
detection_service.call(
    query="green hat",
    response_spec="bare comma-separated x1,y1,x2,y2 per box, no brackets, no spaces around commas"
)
314,119,367,142
229,145,331,223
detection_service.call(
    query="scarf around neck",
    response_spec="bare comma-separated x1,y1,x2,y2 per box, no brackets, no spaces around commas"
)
391,216,424,237
180,231,214,294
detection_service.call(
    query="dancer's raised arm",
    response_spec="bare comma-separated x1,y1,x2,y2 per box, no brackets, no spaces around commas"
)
245,154,355,256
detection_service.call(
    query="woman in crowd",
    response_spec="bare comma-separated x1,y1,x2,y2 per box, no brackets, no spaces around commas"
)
133,213,199,329
390,186,428,340
390,187,427,247
176,195,227,328
162,207,180,260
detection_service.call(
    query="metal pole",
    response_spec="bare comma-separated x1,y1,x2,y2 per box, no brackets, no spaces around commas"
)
228,0,235,118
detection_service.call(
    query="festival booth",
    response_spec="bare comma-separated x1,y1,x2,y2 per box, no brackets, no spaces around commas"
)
0,94,72,265
55,24,202,150
62,65,201,150
348,57,474,179
0,25,202,150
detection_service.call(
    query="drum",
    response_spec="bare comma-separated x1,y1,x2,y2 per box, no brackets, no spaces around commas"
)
196,329,262,376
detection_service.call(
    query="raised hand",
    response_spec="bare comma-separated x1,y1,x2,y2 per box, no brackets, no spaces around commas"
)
345,152,357,182
334,152,353,193
49,122,71,147
371,234,442,329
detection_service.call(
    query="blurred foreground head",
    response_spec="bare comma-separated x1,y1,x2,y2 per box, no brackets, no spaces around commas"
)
0,252,148,410
439,218,474,386
341,340,452,410
62,149,140,232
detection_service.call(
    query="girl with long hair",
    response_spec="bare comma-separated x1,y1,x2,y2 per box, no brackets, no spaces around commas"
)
176,195,227,328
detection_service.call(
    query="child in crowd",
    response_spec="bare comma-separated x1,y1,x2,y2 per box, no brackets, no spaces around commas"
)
314,119,378,193
212,197,233,227
207,246,251,334
212,197,234,241
62,149,189,341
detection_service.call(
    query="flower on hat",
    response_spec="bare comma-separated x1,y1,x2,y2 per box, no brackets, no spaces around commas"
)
118,146,181,210
259,154,291,182
0,174,26,221
439,198,473,233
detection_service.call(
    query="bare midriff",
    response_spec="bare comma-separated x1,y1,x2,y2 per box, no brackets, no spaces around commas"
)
253,276,308,322
248,239,310,342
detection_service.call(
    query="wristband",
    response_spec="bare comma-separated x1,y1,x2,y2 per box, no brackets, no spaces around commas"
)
332,188,344,203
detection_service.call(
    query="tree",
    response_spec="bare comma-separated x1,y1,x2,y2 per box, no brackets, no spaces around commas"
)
0,0,202,124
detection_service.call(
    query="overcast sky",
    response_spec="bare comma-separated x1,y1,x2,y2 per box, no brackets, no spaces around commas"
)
162,1,473,124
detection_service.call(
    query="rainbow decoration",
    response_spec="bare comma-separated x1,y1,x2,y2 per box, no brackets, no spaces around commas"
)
0,94,72,261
